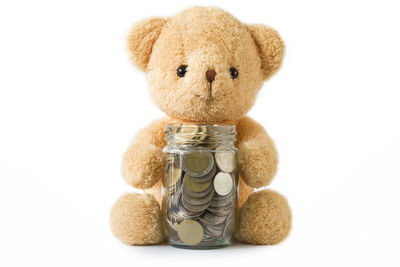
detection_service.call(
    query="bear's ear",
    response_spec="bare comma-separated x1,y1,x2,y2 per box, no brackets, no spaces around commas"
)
246,24,285,80
127,17,168,72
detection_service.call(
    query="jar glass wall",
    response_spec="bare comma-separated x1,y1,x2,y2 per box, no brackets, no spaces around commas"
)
162,124,238,249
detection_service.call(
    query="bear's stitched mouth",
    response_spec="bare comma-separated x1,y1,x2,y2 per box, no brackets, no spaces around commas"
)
194,94,215,102
193,84,214,102
194,93,228,103
193,85,227,102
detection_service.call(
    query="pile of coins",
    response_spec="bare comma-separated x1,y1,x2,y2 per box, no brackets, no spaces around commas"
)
163,135,237,246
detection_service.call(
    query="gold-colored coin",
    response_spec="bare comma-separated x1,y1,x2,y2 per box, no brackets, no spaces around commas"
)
177,125,199,134
176,125,199,138
215,151,235,173
186,152,209,172
165,165,182,187
196,125,208,140
177,219,204,245
175,125,203,144
164,154,175,165
178,124,207,136
184,173,212,193
175,124,209,145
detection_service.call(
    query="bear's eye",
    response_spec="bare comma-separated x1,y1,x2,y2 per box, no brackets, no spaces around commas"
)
229,67,239,79
177,65,187,78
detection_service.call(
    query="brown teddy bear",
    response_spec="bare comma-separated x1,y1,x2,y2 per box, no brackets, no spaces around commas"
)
110,6,291,246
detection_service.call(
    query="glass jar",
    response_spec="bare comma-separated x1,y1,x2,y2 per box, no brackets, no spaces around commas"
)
162,124,238,249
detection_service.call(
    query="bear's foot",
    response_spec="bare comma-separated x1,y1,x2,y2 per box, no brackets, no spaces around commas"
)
235,189,291,245
110,193,164,245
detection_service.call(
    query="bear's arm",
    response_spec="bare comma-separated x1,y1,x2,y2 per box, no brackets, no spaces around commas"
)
121,117,169,189
236,116,279,188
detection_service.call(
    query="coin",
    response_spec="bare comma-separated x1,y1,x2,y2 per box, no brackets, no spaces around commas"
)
175,125,199,145
184,173,212,193
174,207,202,220
203,222,224,237
164,153,175,165
207,204,232,216
200,211,227,225
166,213,179,231
164,180,182,195
181,193,212,213
177,220,204,245
189,163,216,183
215,151,235,173
209,192,233,207
175,125,208,145
168,186,202,221
200,235,216,244
177,197,203,218
223,212,235,238
164,165,182,188
170,183,182,208
182,185,214,206
183,152,214,177
177,125,208,137
182,179,214,198
182,192,213,207
213,172,233,196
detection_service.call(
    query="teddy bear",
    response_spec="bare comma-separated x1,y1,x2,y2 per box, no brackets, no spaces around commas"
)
110,6,291,246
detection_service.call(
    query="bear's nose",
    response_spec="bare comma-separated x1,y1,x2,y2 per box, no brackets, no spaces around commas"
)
206,69,216,83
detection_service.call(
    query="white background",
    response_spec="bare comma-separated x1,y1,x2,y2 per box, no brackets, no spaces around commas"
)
1,0,399,266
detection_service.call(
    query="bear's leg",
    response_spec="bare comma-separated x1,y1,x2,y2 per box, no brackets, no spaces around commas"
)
235,189,291,245
110,193,164,245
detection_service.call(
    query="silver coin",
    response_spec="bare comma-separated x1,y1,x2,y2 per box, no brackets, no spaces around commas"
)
215,151,235,173
209,191,233,207
170,184,182,208
166,214,179,230
168,205,200,222
213,172,233,196
200,234,216,244
182,185,214,206
223,212,234,238
169,188,203,220
203,222,224,237
209,197,232,208
207,203,233,216
200,211,227,225
174,207,202,220
181,193,211,213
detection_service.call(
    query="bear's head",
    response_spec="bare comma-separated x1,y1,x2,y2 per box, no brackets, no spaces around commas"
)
127,6,284,122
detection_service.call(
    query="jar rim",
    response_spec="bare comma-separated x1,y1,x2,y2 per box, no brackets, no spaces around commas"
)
165,124,236,144
166,123,235,131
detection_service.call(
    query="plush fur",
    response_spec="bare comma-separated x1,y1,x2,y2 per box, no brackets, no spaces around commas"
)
110,193,164,245
110,6,291,246
236,189,291,245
